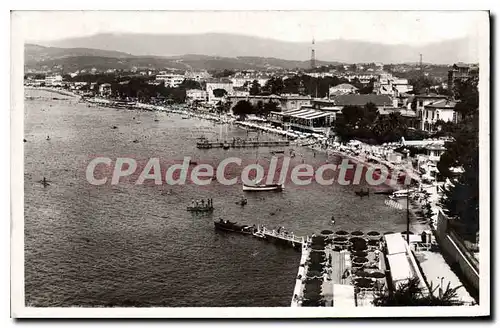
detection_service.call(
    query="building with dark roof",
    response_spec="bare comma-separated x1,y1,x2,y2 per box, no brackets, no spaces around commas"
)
421,99,459,132
447,63,479,93
330,94,394,107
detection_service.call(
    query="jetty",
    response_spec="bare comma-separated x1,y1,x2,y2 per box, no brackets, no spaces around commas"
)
214,221,305,250
254,225,306,250
197,138,290,149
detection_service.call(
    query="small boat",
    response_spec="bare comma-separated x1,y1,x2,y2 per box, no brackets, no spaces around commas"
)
242,183,284,192
154,119,159,122
181,116,190,119
214,219,255,234
389,189,414,199
187,205,214,212
374,189,396,195
355,189,369,197
235,197,248,206
39,177,51,187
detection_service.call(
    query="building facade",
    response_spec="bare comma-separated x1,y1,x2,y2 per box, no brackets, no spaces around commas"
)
186,89,208,103
328,83,358,96
45,75,63,87
205,79,234,104
447,63,479,94
156,73,185,88
421,99,459,132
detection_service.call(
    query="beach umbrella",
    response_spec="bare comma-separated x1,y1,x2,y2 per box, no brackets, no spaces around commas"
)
335,230,349,236
321,229,334,235
367,271,386,279
349,236,365,243
354,277,375,288
353,270,370,278
351,231,364,236
350,243,367,252
349,238,367,249
353,257,368,264
352,251,368,258
367,231,380,237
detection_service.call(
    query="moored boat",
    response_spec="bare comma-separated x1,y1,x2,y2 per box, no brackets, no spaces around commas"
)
389,189,415,199
214,219,255,234
242,183,284,192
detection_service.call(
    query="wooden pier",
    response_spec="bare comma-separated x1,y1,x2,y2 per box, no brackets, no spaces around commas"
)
197,139,290,149
254,225,306,250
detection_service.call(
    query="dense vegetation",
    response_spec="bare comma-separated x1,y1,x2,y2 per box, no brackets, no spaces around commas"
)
231,100,278,119
437,77,479,240
261,75,376,97
373,277,464,306
333,102,428,144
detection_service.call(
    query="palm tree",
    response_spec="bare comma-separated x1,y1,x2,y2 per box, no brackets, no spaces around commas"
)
373,277,464,306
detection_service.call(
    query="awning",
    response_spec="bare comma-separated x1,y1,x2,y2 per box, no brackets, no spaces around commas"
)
384,233,407,255
387,253,414,282
286,109,334,120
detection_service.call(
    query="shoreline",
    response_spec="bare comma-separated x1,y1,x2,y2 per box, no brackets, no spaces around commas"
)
27,87,430,233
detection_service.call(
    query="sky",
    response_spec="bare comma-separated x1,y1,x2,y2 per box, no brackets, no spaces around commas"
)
15,11,485,45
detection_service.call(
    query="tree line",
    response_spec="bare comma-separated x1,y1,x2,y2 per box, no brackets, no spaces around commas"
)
231,100,279,119
437,77,479,240
333,102,428,144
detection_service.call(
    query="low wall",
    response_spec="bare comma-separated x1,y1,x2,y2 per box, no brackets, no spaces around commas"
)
435,210,479,292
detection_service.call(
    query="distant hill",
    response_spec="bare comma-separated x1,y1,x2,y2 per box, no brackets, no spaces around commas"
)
24,45,340,72
36,32,479,64
24,44,133,65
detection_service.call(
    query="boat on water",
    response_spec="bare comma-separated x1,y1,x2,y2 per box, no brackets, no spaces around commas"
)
187,206,214,212
389,189,414,199
181,116,190,119
235,197,248,206
355,189,369,197
242,183,284,192
374,189,396,195
187,198,214,212
214,219,255,234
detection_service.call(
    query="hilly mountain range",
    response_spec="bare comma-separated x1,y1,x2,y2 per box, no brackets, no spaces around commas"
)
35,32,479,64
24,44,340,72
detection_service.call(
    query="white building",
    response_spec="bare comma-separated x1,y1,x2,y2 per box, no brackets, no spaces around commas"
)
374,73,413,97
99,83,112,97
156,73,185,88
45,75,63,87
184,71,211,82
205,78,234,104
421,99,459,132
186,89,208,103
329,83,358,96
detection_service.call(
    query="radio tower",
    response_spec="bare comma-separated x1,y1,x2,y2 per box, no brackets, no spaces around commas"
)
419,54,423,75
310,38,316,69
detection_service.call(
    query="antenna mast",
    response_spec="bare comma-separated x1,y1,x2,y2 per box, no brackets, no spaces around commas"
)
310,38,316,69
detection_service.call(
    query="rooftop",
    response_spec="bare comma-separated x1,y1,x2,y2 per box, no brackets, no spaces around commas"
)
330,94,393,107
330,83,358,90
425,99,457,109
206,78,233,84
